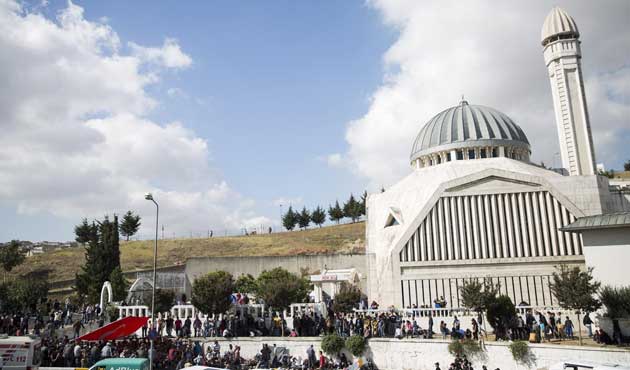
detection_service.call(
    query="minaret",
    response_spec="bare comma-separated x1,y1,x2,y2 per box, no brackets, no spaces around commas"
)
542,7,596,176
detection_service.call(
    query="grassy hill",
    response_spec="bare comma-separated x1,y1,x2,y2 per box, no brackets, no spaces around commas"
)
12,221,366,284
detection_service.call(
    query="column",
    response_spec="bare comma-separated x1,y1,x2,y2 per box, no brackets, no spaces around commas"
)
464,196,473,259
437,199,446,260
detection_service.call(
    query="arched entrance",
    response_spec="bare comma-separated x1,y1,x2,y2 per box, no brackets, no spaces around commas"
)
100,281,113,313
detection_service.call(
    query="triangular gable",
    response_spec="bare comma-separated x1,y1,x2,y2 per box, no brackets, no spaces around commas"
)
445,175,541,195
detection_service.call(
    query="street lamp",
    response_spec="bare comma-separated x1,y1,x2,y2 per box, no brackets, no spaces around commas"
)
144,193,158,370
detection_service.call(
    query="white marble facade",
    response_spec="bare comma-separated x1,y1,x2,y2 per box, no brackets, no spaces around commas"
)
365,7,624,309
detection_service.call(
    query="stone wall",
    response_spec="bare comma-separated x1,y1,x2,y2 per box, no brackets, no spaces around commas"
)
204,337,630,370
185,254,368,291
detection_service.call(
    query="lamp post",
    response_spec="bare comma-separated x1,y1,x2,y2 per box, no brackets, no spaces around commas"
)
144,193,158,370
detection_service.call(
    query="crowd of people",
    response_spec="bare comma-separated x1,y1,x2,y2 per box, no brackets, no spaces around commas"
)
0,297,104,338
435,356,499,370
35,335,376,370
39,337,235,370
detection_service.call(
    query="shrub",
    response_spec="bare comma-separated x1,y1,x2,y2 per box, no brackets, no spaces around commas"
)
509,341,529,362
508,340,536,366
447,339,483,359
345,335,366,357
321,334,345,356
599,286,630,318
447,340,465,357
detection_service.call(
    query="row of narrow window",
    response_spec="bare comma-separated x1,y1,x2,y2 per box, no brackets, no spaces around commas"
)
400,275,556,309
426,147,525,166
399,191,583,263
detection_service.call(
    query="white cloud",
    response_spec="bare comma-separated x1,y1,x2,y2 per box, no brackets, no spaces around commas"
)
326,153,345,168
342,0,630,187
129,38,192,69
166,87,187,98
0,0,266,236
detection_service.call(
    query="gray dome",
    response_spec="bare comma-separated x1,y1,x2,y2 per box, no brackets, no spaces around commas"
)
410,101,530,162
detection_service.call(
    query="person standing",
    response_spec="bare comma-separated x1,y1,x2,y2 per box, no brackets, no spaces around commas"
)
564,316,574,339
306,345,316,369
428,313,434,339
583,312,593,337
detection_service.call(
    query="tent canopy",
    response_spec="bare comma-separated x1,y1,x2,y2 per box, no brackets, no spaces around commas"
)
78,316,149,342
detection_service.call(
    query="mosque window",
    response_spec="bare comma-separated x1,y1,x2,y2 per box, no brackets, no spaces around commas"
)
491,148,498,157
456,150,463,160
468,150,475,159
446,153,451,162
384,214,399,228
480,149,487,158
436,156,441,164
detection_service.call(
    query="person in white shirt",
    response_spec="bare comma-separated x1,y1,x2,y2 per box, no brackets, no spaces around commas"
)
101,342,112,358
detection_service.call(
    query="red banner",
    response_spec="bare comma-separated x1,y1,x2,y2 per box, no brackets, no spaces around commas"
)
78,316,149,342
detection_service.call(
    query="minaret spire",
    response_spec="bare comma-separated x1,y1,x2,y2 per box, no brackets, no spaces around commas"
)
541,7,596,176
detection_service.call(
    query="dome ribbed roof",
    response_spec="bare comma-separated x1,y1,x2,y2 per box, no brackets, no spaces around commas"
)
410,101,530,161
541,7,579,45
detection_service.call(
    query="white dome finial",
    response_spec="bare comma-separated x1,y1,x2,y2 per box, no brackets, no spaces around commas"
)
541,7,579,46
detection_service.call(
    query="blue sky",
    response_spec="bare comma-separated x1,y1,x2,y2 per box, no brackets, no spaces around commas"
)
1,0,628,242
0,0,395,241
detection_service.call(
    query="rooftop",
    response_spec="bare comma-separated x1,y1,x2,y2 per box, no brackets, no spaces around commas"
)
561,212,630,232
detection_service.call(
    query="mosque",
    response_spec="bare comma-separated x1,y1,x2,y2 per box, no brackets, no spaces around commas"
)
365,7,630,308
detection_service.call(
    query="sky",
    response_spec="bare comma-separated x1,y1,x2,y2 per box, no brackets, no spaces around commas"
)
0,0,628,242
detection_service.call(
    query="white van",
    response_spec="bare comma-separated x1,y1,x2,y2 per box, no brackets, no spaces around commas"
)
549,361,630,370
0,335,42,370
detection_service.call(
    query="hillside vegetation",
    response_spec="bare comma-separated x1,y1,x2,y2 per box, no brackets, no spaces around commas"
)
13,222,366,283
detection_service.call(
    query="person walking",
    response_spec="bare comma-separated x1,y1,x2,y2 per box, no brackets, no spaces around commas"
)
564,316,574,339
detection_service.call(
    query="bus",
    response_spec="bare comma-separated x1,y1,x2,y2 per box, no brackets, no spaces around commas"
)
0,335,42,370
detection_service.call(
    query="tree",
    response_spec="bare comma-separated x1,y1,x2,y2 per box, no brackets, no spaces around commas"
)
345,335,366,357
119,211,141,241
360,190,368,216
153,289,176,314
328,201,344,224
235,274,258,294
0,279,48,313
460,279,500,312
0,240,26,280
486,295,516,340
550,265,601,345
321,334,344,356
624,160,630,172
343,194,362,223
255,267,310,311
75,215,122,303
108,267,129,302
460,279,500,338
333,283,362,313
191,271,235,314
599,285,630,319
297,207,311,229
282,206,298,231
311,206,326,228
74,218,97,244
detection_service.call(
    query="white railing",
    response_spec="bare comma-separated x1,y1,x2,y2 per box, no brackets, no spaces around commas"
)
118,305,150,318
